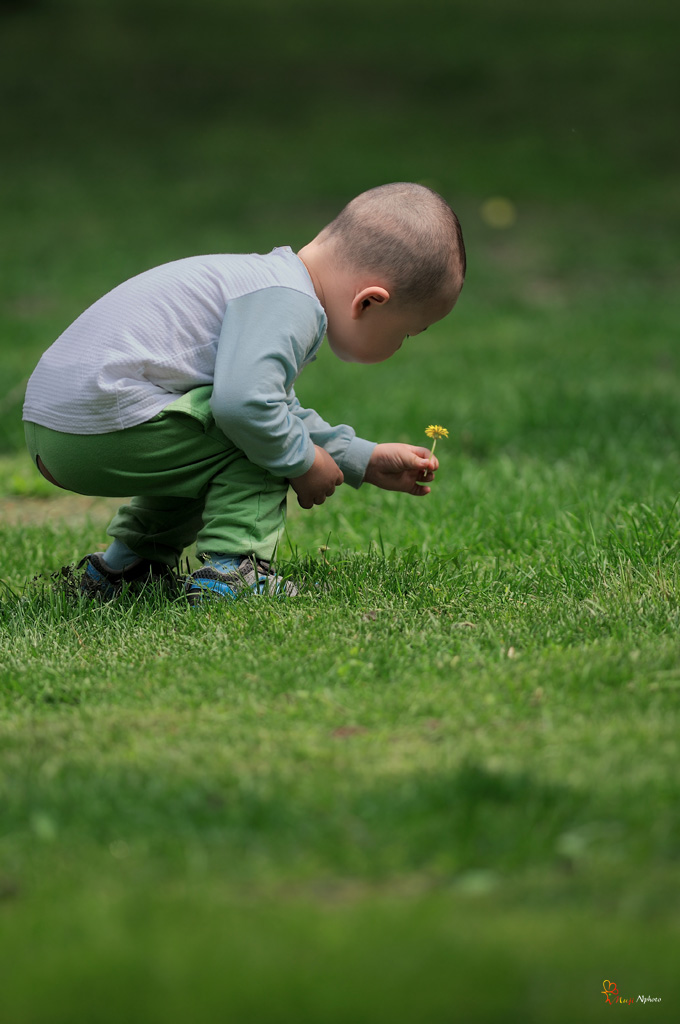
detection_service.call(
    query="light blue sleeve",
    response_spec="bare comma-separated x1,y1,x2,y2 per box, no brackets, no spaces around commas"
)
285,392,376,489
210,287,374,486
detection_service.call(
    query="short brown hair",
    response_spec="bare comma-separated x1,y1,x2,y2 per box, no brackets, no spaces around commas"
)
321,182,466,305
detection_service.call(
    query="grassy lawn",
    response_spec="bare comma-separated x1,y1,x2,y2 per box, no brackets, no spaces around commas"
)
1,0,679,1020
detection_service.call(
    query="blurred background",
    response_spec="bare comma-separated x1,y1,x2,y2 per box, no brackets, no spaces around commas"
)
1,0,678,462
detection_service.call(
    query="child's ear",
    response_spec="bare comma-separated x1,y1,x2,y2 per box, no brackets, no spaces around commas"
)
351,286,391,319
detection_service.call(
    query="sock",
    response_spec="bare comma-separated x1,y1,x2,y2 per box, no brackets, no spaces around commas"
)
201,553,243,574
103,539,141,571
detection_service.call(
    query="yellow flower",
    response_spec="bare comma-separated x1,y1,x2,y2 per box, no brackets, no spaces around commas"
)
419,425,449,487
425,424,449,441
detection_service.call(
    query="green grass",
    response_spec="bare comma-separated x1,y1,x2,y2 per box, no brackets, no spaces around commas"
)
1,0,680,1020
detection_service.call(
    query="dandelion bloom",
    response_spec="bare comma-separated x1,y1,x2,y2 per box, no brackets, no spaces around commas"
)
425,424,449,441
422,424,449,480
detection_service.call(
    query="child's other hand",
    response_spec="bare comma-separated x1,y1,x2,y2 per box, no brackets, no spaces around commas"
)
364,443,439,495
291,445,344,508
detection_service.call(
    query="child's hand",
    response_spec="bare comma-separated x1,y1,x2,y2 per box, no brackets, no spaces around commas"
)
363,443,439,495
290,445,344,508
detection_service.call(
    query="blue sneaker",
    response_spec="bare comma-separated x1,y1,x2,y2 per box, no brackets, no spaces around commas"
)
185,556,298,604
78,552,175,600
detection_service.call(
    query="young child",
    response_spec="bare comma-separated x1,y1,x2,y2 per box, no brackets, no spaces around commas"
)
23,182,466,601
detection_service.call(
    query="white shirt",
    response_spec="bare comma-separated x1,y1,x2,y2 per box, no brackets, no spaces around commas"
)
23,247,375,486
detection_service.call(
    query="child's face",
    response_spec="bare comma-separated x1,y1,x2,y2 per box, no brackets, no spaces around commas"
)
326,287,458,365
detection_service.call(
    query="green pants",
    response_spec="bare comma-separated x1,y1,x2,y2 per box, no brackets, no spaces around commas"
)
24,387,288,565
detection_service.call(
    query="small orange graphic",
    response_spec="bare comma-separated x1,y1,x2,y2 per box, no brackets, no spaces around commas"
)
602,980,619,1004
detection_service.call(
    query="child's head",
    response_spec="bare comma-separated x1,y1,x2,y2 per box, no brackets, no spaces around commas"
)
298,182,466,364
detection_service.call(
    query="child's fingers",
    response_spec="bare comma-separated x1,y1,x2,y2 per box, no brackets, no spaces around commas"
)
414,453,438,471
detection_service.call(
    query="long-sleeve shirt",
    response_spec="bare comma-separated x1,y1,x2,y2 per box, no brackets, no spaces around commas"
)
22,246,375,487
